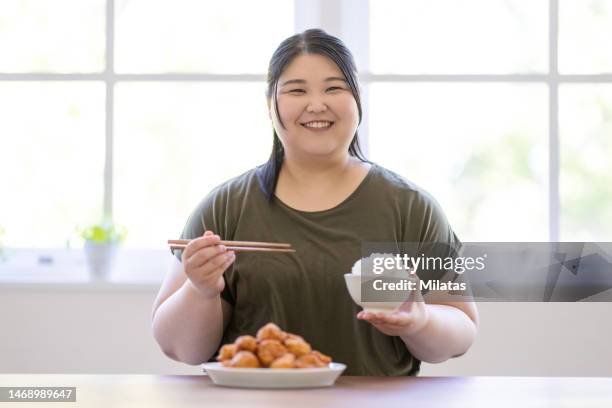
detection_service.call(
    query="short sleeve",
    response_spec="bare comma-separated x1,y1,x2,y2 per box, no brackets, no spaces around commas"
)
171,202,207,263
401,190,465,294
419,199,463,262
170,186,235,306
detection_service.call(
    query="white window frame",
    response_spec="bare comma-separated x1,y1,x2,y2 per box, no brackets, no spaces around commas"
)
2,0,612,282
333,0,612,242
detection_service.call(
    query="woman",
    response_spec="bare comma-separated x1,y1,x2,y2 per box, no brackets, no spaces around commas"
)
151,29,478,376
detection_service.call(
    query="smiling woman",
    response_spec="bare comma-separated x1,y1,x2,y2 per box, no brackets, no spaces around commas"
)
151,29,478,376
270,52,370,213
260,29,368,206
271,55,359,159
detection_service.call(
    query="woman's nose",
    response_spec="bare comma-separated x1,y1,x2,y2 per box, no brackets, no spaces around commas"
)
306,97,328,113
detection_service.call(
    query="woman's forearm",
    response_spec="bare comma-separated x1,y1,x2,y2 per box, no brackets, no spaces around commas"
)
152,281,225,365
400,304,477,364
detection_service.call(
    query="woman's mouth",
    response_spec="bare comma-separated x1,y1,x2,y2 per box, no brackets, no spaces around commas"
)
301,121,334,131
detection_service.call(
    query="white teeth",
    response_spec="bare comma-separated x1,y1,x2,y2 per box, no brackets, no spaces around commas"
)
303,121,332,128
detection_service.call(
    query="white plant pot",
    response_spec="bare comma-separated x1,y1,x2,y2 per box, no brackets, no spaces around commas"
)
84,242,118,281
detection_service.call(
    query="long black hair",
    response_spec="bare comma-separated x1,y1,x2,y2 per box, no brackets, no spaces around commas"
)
257,28,369,202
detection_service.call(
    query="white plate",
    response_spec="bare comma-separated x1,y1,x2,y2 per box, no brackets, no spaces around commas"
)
202,362,346,389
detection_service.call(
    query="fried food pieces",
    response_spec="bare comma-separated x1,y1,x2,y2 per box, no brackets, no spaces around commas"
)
256,322,287,342
216,322,332,369
295,353,327,368
269,353,295,369
217,344,238,361
223,351,260,368
235,335,257,352
285,337,311,357
257,339,288,366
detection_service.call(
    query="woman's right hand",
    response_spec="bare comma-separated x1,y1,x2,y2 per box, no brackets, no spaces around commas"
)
181,230,235,299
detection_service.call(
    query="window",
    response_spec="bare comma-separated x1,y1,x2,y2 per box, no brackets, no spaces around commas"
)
115,0,291,74
369,83,548,241
0,0,293,254
114,82,271,247
0,0,105,73
1,0,610,280
559,84,612,241
367,0,612,241
0,82,105,247
370,0,547,74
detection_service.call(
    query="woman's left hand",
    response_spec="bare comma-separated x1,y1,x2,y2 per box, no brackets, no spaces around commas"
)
356,277,429,337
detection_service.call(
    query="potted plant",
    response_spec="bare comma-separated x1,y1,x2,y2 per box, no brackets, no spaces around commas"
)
78,219,127,280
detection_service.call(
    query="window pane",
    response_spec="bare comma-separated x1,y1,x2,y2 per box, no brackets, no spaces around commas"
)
560,85,612,241
370,0,547,74
0,0,105,73
0,83,105,247
114,82,272,248
369,83,548,241
559,0,612,74
115,0,293,74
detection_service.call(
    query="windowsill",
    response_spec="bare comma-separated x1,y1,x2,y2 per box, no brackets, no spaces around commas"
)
0,248,170,292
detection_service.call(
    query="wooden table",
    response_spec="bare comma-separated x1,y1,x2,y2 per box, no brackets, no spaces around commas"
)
1,374,611,407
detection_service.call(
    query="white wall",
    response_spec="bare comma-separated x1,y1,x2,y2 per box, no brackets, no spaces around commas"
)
421,302,612,376
0,286,196,375
2,285,611,376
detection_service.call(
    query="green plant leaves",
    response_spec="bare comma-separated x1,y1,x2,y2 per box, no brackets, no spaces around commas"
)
78,220,127,244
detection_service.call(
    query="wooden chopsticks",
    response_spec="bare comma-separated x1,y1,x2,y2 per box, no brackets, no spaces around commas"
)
168,239,296,253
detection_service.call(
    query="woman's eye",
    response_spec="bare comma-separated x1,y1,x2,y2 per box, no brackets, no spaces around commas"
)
327,87,343,92
289,89,305,94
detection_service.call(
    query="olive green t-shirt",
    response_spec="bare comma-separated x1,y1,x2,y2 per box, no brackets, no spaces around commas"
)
172,162,460,376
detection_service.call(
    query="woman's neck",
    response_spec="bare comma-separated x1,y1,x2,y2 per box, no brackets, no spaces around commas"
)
274,151,372,212
280,152,358,188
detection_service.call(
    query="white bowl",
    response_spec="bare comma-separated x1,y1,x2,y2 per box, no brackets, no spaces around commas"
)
344,273,405,313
